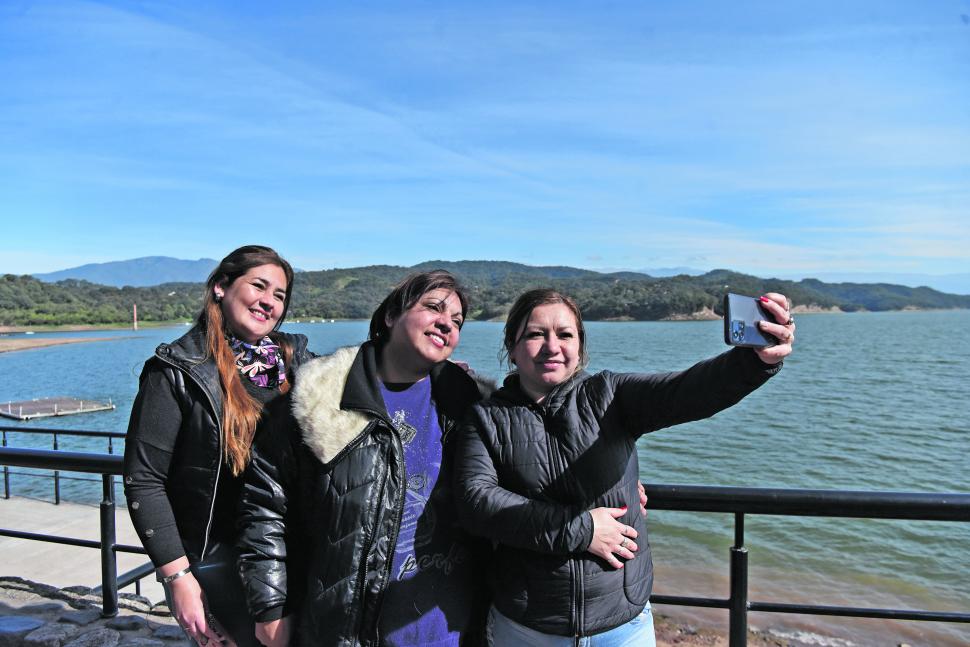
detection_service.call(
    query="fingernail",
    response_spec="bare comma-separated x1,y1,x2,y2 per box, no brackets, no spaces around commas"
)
620,505,628,511
759,296,769,303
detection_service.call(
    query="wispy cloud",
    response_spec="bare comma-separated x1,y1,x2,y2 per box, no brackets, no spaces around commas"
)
0,1,967,276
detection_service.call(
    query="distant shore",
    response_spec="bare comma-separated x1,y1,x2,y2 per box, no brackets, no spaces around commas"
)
0,321,187,334
0,336,120,354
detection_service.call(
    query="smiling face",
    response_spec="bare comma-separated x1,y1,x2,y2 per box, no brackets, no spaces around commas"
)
216,263,288,343
381,288,464,380
509,303,582,402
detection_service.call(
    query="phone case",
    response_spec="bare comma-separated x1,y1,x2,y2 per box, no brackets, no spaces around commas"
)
723,293,777,348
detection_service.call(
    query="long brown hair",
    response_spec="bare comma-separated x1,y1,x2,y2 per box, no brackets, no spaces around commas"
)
199,245,296,475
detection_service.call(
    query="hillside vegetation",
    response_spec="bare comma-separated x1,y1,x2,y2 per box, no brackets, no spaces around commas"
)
2,261,968,326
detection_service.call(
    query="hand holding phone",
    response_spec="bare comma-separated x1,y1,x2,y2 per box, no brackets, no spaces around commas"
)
723,293,777,348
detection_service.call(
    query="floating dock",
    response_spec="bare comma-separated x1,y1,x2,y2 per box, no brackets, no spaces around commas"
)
0,397,115,421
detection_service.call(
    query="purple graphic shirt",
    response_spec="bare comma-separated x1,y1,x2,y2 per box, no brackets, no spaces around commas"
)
378,378,472,647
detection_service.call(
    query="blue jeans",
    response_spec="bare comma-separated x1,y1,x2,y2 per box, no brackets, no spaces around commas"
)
486,604,655,647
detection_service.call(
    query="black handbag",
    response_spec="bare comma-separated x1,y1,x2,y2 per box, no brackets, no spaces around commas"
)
191,542,261,647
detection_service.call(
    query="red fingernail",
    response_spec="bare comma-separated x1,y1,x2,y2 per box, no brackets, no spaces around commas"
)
759,296,769,303
620,505,628,511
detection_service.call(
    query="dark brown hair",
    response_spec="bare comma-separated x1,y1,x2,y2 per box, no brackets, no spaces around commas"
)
502,288,588,370
368,270,468,345
199,245,295,475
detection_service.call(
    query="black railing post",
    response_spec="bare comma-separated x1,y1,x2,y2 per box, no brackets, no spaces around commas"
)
53,432,60,504
729,512,748,647
2,431,8,499
100,474,119,617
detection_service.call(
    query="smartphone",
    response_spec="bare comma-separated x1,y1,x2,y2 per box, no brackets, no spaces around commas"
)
723,293,776,348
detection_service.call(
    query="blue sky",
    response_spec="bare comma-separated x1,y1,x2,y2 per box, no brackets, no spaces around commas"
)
2,1,968,282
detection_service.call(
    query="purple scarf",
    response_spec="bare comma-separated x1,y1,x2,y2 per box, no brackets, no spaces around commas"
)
228,335,286,389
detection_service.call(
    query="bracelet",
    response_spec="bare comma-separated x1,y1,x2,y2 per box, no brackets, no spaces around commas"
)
156,567,192,584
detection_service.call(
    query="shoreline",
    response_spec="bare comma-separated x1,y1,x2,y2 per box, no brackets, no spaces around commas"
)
0,336,121,354
0,321,187,334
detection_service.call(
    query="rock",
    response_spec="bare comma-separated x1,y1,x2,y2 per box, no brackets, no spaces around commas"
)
117,595,153,615
151,625,186,641
106,616,147,631
63,627,120,647
0,616,46,647
118,640,166,647
57,609,101,627
20,603,65,615
24,622,80,647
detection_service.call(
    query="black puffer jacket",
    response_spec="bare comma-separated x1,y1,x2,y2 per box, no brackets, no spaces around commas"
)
124,325,311,565
454,348,780,636
237,342,491,646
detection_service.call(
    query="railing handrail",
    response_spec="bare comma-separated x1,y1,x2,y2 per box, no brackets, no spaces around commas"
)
1,425,126,439
5,444,968,518
645,483,970,521
2,446,122,475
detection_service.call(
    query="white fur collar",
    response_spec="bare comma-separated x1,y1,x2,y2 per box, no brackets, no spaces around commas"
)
291,346,372,464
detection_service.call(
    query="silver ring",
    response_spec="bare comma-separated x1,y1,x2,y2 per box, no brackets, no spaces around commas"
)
620,537,629,549
785,317,795,326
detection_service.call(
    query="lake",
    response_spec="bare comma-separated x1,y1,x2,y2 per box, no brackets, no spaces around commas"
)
2,310,968,645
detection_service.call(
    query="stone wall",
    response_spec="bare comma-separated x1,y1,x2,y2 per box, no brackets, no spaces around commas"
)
0,577,189,647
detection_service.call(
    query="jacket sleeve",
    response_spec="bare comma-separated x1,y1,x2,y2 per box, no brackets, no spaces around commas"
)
613,347,781,437
453,410,593,555
122,361,189,567
236,400,300,622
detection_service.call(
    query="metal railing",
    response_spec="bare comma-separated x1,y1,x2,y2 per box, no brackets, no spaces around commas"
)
2,425,125,503
1,441,969,643
644,483,970,645
0,445,149,618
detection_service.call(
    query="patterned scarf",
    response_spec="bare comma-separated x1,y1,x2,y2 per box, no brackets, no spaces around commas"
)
228,335,286,389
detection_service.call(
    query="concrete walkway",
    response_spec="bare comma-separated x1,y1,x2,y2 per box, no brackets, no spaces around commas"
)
0,496,164,603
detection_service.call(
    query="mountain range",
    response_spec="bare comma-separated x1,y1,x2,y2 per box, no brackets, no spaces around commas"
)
30,257,970,295
33,256,220,287
4,259,969,327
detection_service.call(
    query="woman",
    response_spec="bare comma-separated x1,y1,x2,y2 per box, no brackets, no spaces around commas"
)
124,245,311,647
454,289,795,645
237,270,491,647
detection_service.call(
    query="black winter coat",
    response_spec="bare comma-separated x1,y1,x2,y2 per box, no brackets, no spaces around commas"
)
454,348,780,637
237,342,492,647
123,325,311,565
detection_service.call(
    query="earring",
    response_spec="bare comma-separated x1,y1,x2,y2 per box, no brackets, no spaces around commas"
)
214,292,224,302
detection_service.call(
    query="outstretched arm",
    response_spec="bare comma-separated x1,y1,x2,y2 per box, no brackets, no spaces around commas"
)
614,292,795,438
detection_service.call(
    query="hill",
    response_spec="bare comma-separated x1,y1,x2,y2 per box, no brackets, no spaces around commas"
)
33,256,219,287
3,261,969,327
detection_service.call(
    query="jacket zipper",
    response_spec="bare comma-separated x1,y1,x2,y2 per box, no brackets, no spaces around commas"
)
348,408,407,643
535,401,585,638
154,352,223,559
373,428,406,642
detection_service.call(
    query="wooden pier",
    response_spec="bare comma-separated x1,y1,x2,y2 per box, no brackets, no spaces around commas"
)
0,398,115,421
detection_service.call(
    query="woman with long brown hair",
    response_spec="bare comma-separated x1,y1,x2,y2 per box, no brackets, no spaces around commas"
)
124,245,312,647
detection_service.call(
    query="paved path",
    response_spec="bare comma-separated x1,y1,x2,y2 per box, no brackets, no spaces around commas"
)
0,496,164,603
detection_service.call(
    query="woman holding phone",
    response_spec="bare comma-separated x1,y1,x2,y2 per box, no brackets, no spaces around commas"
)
454,288,795,645
124,245,311,647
